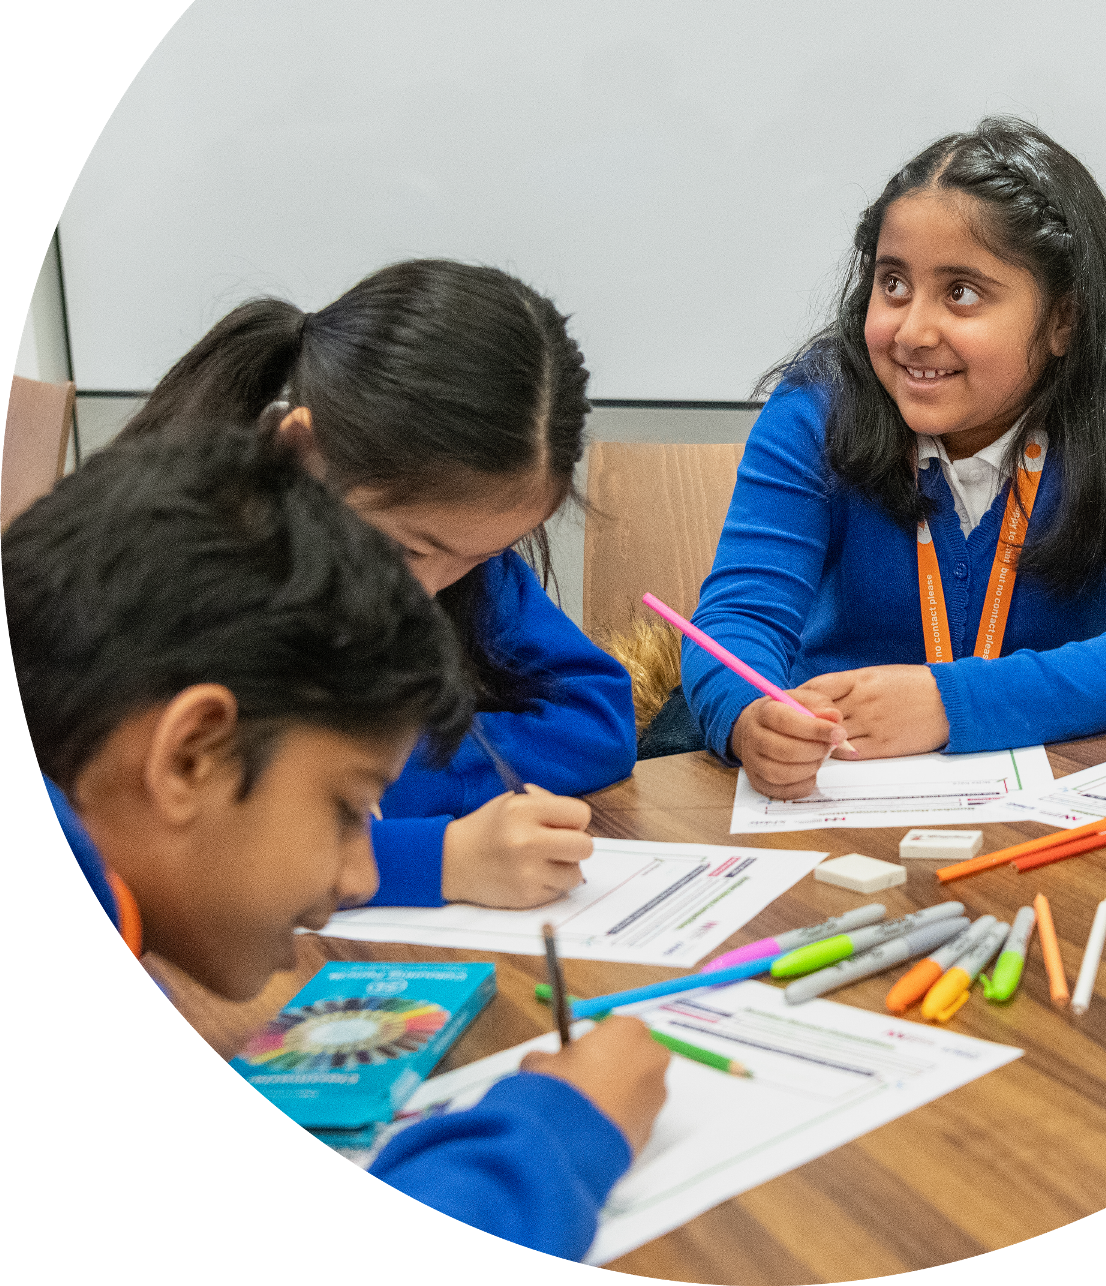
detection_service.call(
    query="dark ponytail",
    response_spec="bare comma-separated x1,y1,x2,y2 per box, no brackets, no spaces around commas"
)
124,260,591,713
762,117,1106,594
125,299,308,436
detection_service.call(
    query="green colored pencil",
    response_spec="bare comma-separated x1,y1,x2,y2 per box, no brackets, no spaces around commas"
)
648,1030,752,1077
536,984,751,1074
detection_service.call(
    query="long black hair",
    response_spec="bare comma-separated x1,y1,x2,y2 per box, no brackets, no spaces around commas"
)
761,117,1106,594
123,260,591,711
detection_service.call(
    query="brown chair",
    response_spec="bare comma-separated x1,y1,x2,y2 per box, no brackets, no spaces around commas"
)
2,375,76,530
583,440,744,645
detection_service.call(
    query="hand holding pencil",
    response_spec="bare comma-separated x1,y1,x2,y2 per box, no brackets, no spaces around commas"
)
441,785,593,908
639,593,859,800
732,690,857,799
520,1016,670,1155
524,922,668,1155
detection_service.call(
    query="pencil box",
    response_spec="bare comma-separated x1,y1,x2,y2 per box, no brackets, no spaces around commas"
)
231,961,496,1129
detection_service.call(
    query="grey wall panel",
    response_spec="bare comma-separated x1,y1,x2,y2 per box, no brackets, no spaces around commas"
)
60,0,1106,398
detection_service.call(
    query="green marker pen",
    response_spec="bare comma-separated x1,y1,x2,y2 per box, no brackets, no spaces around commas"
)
770,902,965,977
981,905,1036,1001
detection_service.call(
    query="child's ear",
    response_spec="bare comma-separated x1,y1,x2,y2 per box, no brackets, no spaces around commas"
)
277,405,327,480
144,685,240,825
1048,295,1075,358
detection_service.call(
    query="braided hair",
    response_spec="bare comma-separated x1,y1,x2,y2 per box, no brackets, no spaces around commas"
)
761,117,1106,593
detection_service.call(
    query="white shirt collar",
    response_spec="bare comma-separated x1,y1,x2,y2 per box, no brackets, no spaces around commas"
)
916,419,1026,472
917,416,1045,537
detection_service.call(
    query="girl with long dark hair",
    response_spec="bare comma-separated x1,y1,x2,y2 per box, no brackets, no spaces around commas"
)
685,118,1106,798
125,260,635,906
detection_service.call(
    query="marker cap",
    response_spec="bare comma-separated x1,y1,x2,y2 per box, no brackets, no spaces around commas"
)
921,965,971,1022
980,950,1025,1002
771,933,851,977
885,958,943,1015
934,989,972,1023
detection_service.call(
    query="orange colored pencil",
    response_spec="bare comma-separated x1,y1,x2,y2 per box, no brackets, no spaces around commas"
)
1033,892,1069,1007
936,818,1106,883
1012,833,1106,873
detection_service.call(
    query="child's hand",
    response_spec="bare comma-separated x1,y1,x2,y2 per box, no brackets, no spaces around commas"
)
441,784,593,908
798,665,950,759
730,691,856,799
520,1016,669,1155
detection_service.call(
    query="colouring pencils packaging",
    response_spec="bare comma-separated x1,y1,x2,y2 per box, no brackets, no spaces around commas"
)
232,961,495,1129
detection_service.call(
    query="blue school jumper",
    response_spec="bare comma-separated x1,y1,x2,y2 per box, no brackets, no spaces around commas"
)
46,779,630,1260
370,550,636,905
685,382,1106,757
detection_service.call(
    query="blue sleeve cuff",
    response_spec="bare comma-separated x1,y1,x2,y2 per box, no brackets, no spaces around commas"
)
369,1070,632,1259
930,644,1106,753
366,816,450,907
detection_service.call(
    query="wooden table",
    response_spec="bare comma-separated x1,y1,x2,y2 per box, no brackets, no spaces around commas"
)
152,738,1106,1285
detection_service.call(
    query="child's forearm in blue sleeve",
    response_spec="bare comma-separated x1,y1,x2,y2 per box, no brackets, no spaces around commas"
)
366,817,450,906
933,634,1106,752
369,1072,632,1261
686,387,833,759
475,554,636,797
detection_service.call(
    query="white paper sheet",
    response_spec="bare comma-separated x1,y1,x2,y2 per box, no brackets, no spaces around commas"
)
356,980,1021,1265
1003,759,1106,827
730,745,1053,832
321,838,827,966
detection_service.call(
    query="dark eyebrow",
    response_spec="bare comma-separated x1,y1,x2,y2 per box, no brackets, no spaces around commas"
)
874,255,1005,288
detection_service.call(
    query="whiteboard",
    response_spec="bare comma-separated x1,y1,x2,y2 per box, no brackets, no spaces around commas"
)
59,0,1106,398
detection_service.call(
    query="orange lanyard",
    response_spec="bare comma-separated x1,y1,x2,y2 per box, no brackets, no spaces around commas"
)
917,440,1045,663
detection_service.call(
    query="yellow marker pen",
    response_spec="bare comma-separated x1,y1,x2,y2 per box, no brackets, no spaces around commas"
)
921,920,1010,1022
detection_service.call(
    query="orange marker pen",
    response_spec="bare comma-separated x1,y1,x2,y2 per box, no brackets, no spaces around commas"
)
886,916,995,1015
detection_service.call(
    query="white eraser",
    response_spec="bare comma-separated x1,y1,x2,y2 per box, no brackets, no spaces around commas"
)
814,853,907,894
899,829,983,860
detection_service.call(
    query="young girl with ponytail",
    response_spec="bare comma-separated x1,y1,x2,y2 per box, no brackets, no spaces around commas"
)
125,260,635,909
684,118,1106,798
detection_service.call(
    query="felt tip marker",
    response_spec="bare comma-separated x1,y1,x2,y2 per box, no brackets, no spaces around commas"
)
783,917,970,1004
885,915,996,1015
770,901,965,977
703,903,887,971
921,920,1010,1023
980,906,1036,1003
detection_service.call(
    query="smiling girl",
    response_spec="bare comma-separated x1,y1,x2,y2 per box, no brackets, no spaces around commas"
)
123,260,636,907
684,118,1106,798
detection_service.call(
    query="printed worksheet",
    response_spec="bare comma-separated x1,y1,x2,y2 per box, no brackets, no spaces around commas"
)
731,745,1053,832
320,838,827,966
350,981,1021,1265
1003,759,1106,827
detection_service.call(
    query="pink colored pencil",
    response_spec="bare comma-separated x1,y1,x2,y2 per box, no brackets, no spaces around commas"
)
642,594,854,757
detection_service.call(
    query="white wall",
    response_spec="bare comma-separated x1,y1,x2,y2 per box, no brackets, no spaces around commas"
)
58,0,1106,399
14,235,70,385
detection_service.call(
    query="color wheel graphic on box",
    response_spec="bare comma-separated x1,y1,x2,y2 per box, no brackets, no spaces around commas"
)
240,997,450,1072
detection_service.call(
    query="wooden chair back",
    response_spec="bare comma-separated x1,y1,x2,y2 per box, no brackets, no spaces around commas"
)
583,441,744,643
2,375,76,530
